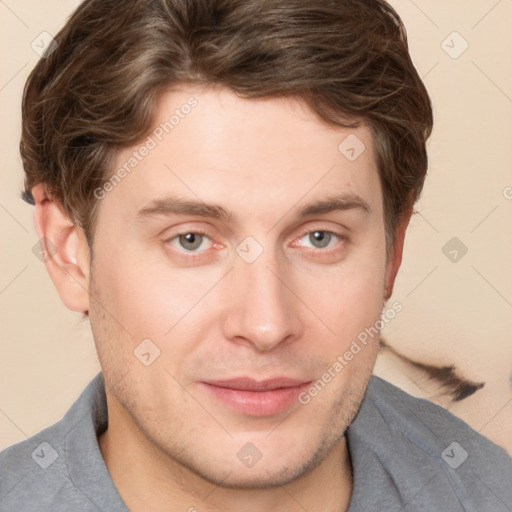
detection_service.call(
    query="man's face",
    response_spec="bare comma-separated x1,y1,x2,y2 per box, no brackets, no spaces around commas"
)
89,85,392,488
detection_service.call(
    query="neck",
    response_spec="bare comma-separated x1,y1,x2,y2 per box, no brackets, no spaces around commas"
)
99,394,353,512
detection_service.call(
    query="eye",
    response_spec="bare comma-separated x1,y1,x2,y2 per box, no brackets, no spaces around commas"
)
296,230,343,251
168,231,212,252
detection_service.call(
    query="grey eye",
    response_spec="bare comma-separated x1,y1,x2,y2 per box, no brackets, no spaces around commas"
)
178,233,205,251
308,231,333,249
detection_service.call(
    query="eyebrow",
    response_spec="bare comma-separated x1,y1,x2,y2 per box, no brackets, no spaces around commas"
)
135,192,371,223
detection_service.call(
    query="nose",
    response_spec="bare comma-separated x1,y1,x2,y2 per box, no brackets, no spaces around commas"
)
222,246,303,352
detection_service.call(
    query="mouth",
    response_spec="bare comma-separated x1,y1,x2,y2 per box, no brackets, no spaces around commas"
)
198,377,312,416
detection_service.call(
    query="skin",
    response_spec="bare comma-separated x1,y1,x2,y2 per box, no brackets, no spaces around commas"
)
32,84,411,512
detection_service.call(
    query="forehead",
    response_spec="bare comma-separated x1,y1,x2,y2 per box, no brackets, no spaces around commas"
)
101,85,382,224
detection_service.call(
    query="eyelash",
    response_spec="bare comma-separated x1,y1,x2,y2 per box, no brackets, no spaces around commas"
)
164,227,347,259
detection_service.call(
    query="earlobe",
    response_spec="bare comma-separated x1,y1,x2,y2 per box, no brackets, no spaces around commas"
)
31,183,91,313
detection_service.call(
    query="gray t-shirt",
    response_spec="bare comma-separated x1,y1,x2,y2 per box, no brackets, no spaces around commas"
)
1,373,511,511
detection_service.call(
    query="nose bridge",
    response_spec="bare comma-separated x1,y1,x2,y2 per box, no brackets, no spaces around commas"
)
223,240,301,351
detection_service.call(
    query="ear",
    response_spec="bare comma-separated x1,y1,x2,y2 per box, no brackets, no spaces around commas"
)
383,201,414,302
31,183,91,313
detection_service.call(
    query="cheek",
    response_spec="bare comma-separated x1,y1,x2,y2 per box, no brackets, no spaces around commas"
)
299,245,387,333
95,245,171,323
95,246,222,348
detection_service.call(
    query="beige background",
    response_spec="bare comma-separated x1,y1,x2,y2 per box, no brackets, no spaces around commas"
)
1,0,511,455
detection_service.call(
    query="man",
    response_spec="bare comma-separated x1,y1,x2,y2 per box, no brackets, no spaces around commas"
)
1,0,511,511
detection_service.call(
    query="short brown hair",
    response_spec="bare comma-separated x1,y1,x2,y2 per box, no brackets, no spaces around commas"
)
20,0,433,255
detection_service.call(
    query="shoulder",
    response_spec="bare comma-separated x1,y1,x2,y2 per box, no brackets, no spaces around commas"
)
0,373,121,512
0,422,81,511
362,375,510,459
346,375,512,511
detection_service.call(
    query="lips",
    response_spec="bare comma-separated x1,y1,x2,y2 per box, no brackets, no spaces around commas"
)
203,377,310,392
198,376,312,416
